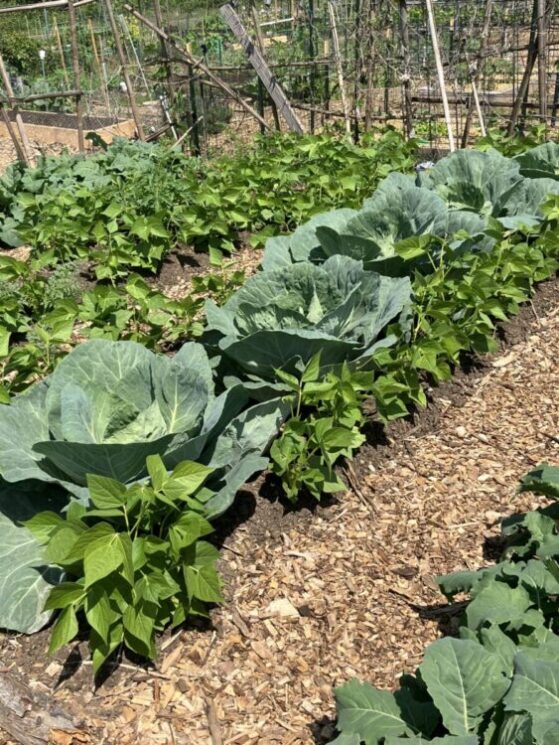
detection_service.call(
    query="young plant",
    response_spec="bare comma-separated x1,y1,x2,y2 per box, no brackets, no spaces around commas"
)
26,455,223,674
270,354,370,502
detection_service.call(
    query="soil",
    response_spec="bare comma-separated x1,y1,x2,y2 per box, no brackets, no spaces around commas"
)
1,275,558,745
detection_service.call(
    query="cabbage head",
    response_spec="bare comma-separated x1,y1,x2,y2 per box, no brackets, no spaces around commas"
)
262,173,491,273
205,255,411,381
0,339,248,493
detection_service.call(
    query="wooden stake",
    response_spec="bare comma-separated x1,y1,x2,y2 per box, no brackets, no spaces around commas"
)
508,0,538,134
537,0,547,120
153,0,174,104
220,4,302,133
67,0,85,152
461,0,492,147
125,4,270,132
328,1,351,137
425,0,455,151
471,78,486,136
0,52,33,165
105,0,145,140
52,17,70,87
251,5,281,131
399,0,414,138
0,102,27,163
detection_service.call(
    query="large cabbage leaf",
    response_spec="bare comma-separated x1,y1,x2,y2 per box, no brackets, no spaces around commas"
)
419,149,524,217
516,142,559,181
205,256,411,380
0,480,66,633
0,340,246,492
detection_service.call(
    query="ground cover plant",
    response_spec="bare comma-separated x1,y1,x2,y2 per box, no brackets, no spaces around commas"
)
2,137,559,677
329,463,559,744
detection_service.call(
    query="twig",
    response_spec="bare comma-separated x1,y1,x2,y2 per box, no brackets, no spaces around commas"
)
205,697,223,745
201,630,217,666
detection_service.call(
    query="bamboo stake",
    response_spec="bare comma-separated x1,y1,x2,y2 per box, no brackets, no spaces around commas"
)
124,4,270,131
471,78,486,136
88,18,111,111
0,103,27,163
327,1,351,137
105,0,145,140
52,17,70,87
67,0,85,152
0,53,33,165
425,0,455,151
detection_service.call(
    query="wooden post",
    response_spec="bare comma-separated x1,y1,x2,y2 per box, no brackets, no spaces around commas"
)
425,0,455,151
363,0,375,131
508,0,538,135
308,0,316,133
399,0,414,138
251,5,281,131
537,0,547,121
328,1,351,137
105,0,145,140
126,4,270,132
52,17,70,88
461,0,492,147
153,0,174,104
219,4,303,133
0,669,87,744
67,0,85,152
0,53,33,165
0,103,27,163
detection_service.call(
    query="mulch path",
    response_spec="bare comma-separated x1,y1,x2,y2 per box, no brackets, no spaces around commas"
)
1,280,559,745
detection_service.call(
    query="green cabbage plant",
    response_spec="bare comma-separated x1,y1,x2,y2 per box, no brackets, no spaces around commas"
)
205,256,411,382
0,339,286,634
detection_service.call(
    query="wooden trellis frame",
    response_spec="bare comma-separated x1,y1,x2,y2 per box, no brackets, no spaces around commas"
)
0,0,93,163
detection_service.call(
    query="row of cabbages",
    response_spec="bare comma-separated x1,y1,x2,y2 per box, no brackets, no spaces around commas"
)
1,143,559,634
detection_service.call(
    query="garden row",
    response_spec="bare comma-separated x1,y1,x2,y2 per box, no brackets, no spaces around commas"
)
1,135,559,718
0,129,415,397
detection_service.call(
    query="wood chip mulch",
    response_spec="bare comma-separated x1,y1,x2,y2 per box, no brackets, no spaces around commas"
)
1,287,559,745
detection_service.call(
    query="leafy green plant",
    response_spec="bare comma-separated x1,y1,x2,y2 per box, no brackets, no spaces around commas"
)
27,456,222,673
270,355,369,501
204,256,411,383
330,465,559,744
0,339,287,634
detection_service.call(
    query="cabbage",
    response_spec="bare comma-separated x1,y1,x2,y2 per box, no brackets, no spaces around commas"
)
205,255,411,381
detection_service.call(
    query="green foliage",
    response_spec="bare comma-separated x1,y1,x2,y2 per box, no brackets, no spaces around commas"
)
270,355,369,502
0,130,417,275
205,256,411,382
331,465,559,744
27,456,222,673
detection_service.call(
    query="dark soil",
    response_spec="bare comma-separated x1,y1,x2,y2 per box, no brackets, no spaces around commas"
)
155,243,213,292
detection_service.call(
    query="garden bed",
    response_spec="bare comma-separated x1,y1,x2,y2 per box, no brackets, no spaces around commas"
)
1,276,558,745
